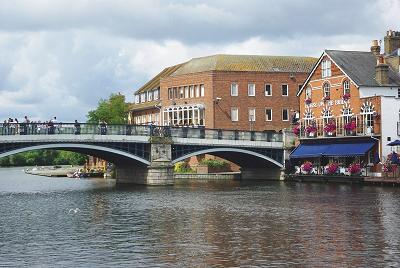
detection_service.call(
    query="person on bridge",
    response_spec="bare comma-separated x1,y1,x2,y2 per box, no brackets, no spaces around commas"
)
74,120,81,135
100,121,107,135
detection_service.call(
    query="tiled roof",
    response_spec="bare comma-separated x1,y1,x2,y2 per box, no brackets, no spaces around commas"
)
325,50,400,87
171,54,317,76
135,63,184,94
129,100,161,111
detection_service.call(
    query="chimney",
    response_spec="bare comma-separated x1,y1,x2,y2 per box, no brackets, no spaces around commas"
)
375,56,389,85
384,30,400,55
370,39,381,56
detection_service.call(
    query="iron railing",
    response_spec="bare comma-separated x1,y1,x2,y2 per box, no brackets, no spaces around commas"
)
0,123,283,142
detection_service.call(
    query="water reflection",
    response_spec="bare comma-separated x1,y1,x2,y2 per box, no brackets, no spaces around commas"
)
1,168,400,267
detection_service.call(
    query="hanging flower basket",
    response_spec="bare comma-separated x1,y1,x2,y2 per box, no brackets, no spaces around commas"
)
326,162,339,175
301,161,313,174
324,122,336,135
305,124,317,137
348,163,361,176
342,93,351,101
292,125,300,136
305,98,312,105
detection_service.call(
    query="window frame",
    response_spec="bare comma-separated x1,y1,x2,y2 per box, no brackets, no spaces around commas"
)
231,83,238,96
282,108,289,121
343,80,350,95
248,108,256,122
231,107,239,122
281,84,289,96
265,84,272,96
248,83,256,96
265,108,272,121
323,82,331,98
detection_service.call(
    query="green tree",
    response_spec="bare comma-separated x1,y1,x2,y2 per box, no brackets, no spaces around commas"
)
87,93,129,124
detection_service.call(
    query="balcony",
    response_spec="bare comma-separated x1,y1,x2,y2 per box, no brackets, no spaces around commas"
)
296,114,380,139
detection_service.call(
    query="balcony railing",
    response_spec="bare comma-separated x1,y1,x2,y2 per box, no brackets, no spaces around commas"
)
296,114,380,139
0,123,283,143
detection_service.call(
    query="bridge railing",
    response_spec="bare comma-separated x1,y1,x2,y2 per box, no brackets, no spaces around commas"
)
0,123,283,142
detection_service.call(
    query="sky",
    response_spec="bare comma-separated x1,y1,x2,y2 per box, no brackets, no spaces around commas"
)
0,0,399,122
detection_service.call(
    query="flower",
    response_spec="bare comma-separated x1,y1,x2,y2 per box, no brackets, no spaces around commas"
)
305,98,312,105
305,124,317,134
348,163,361,175
301,161,313,174
326,162,339,175
324,122,336,133
344,120,356,131
292,125,300,136
342,93,351,101
383,162,392,173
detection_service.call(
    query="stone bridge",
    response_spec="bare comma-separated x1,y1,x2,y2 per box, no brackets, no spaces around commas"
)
0,123,293,185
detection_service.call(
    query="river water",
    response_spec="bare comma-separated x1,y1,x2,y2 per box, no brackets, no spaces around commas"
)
1,168,400,267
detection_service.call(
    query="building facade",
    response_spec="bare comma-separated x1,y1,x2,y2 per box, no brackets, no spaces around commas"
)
292,30,400,176
130,54,317,132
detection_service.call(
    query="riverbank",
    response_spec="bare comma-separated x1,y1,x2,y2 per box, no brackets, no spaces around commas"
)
25,166,84,177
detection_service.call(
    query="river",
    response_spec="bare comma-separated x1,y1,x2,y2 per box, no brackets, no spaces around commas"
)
1,168,400,267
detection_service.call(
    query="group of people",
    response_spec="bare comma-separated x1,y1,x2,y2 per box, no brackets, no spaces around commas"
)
1,116,63,135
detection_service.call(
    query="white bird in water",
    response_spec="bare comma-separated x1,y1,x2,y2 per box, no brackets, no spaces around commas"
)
68,208,81,214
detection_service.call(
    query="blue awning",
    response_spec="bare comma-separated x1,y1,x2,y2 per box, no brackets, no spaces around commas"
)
290,141,375,158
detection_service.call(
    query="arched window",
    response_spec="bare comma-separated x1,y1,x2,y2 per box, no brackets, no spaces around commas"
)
305,86,312,99
322,106,333,124
343,80,350,95
323,83,330,98
361,102,375,133
342,108,353,124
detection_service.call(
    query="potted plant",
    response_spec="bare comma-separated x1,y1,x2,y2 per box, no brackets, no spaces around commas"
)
301,161,313,174
324,121,336,136
305,98,312,105
344,120,357,135
342,93,351,101
305,124,317,137
326,162,339,175
348,163,361,176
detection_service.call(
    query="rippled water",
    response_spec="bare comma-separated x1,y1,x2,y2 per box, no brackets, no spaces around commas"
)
1,168,400,267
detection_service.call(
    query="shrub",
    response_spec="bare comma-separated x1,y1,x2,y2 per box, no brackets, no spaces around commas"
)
174,162,194,173
200,159,228,169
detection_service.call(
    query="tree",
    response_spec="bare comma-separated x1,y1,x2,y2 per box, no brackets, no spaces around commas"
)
87,93,129,124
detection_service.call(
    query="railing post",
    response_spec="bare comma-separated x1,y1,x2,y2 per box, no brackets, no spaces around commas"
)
200,128,205,139
217,129,222,140
234,130,239,140
250,131,255,141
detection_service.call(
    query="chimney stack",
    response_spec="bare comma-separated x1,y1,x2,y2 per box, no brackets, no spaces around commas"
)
375,56,389,85
384,30,400,55
370,40,381,56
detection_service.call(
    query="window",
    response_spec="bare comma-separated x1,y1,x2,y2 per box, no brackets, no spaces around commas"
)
282,109,289,121
361,104,374,128
148,91,153,102
231,108,238,121
281,84,288,96
265,84,272,96
343,80,350,95
323,83,330,98
248,108,256,121
305,86,312,99
173,87,178,99
168,88,173,100
189,86,194,98
200,84,205,97
140,93,146,103
322,59,331,78
153,90,159,100
179,87,184,98
184,86,189,98
265,108,272,121
398,88,400,98
231,83,238,96
248,83,255,96
195,85,200,97
154,114,159,125
135,95,140,104
342,108,352,123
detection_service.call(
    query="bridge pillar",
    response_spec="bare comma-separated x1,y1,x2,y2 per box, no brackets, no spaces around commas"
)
116,143,174,186
241,167,282,180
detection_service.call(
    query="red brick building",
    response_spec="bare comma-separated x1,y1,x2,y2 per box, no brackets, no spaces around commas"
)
130,54,317,132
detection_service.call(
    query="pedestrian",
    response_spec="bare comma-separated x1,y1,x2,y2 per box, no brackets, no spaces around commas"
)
100,121,107,135
74,120,81,135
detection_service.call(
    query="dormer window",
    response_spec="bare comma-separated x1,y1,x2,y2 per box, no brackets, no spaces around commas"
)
322,59,331,78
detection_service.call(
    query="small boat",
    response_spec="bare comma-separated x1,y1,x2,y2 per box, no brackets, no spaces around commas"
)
67,170,88,179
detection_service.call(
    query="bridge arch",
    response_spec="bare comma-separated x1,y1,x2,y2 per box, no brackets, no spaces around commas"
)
172,147,283,168
0,143,150,166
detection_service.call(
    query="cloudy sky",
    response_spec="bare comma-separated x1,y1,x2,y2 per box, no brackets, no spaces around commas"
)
0,0,399,122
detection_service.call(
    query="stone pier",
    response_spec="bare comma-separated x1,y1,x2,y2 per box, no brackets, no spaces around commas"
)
116,143,174,186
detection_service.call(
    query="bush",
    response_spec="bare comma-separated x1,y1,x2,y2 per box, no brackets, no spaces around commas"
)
174,162,194,173
200,159,228,169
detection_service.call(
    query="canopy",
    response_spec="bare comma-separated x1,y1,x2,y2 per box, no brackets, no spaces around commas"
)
387,140,400,146
290,141,375,158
